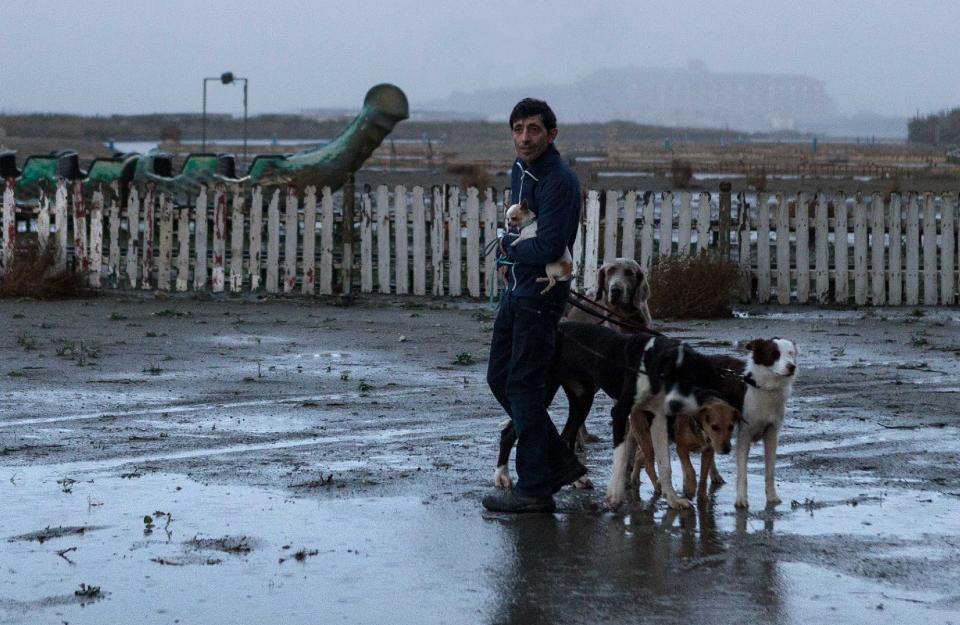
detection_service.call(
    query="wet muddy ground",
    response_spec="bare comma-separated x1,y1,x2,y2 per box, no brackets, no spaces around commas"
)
1,294,958,625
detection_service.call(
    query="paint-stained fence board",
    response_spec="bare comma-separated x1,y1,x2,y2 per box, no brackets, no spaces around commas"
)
301,187,316,295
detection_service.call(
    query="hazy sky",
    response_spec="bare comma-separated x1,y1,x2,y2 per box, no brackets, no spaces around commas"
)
1,0,957,118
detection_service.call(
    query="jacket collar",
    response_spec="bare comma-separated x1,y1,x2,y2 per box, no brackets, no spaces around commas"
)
515,144,561,178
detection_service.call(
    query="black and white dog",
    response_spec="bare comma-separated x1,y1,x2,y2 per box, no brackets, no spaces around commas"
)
495,321,725,509
698,339,798,509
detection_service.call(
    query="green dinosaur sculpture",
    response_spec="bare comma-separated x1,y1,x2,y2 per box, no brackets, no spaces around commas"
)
3,84,409,206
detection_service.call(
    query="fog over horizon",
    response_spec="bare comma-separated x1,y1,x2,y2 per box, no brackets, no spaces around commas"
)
2,0,957,126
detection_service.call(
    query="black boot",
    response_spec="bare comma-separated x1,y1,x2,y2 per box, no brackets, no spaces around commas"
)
482,489,556,513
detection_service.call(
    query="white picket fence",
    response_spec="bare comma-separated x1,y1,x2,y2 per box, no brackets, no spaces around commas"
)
2,179,959,305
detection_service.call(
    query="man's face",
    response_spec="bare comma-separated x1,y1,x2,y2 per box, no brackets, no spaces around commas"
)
512,115,558,163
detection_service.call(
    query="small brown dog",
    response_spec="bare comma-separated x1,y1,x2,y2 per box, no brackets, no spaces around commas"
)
504,199,573,294
565,258,651,331
628,397,741,500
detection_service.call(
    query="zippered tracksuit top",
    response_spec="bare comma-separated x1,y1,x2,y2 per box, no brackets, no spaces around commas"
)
503,144,581,297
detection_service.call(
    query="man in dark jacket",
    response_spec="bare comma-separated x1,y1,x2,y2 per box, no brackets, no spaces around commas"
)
482,99,585,513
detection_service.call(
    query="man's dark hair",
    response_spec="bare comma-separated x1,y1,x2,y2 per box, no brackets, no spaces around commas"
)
509,98,557,131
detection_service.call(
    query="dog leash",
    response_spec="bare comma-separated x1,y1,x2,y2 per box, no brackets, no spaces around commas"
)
565,290,651,333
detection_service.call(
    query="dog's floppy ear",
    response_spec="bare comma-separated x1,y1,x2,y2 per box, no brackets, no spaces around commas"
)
633,267,650,310
732,408,744,425
743,339,758,352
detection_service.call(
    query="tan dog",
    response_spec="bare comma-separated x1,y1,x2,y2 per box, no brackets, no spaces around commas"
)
628,397,740,500
565,258,651,331
504,199,573,294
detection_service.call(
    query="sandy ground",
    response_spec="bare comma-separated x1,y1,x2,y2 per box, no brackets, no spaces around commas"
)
1,293,958,625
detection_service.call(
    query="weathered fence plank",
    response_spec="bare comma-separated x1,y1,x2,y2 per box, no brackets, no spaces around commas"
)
448,185,462,297
107,184,120,285
888,194,902,305
431,186,443,296
639,191,655,269
140,185,155,290
395,184,410,295
481,187,496,299
249,187,263,291
677,191,692,255
622,191,637,261
942,193,956,304
361,188,373,293
283,188,298,293
870,194,886,305
213,188,227,293
583,190,601,292
756,192,771,303
37,190,51,252
834,193,849,304
157,195,173,291
815,193,829,303
697,192,711,253
301,187,316,295
266,189,280,294
853,194,869,305
905,194,920,305
376,185,391,294
795,193,810,303
319,187,334,295
604,190,618,263
124,187,138,287
1,179,13,273
231,191,247,293
659,192,673,258
465,186,480,297
737,193,752,302
89,189,104,288
412,186,427,296
176,206,189,292
922,193,937,305
194,188,208,291
776,193,790,304
72,181,89,278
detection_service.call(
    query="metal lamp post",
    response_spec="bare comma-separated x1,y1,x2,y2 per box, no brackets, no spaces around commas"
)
202,71,249,166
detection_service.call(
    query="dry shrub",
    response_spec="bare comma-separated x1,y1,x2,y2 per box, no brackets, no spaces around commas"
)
746,168,767,191
0,240,90,299
446,164,490,190
670,159,693,188
648,250,740,319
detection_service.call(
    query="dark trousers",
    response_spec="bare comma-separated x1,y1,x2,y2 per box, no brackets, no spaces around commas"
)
487,285,574,497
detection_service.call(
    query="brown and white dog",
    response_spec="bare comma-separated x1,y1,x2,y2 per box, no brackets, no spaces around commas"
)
504,199,573,294
564,258,651,331
628,396,741,500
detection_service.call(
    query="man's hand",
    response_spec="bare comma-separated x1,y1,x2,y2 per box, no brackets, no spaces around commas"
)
498,232,520,257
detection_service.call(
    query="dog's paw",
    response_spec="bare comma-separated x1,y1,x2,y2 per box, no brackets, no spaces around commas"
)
711,473,726,486
652,481,662,496
666,494,692,510
573,476,593,489
606,485,626,509
683,480,697,500
735,496,749,509
493,465,513,489
766,493,782,507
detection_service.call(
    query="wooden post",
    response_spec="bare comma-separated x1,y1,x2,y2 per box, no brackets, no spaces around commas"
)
1,178,14,275
583,190,601,292
231,190,246,293
88,188,104,288
431,186,444,296
853,193,869,305
266,189,280,294
480,187,496,299
905,193,920,306
194,188,208,291
795,193,810,303
412,186,427,296
697,192,711,254
212,187,227,293
301,186,316,295
815,193,830,303
319,186,334,295
157,194,173,291
888,194,902,305
124,186,138,287
360,186,373,293
834,193,849,305
141,185,155,290
249,187,263,291
922,193,937,305
640,192,654,270
659,191,673,259
465,186,480,297
776,193,790,304
870,194,886,305
447,185,462,297
603,189,619,263
942,193,956,304
340,176,355,295
37,189,50,252
72,180,89,279
395,185,410,295
737,193,752,303
756,192,770,303
677,191,692,256
107,183,120,286
283,187,298,293
718,181,732,259
176,205,190,291
376,185,391,294
621,190,637,261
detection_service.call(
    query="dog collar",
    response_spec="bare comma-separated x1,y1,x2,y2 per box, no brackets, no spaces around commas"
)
742,372,758,388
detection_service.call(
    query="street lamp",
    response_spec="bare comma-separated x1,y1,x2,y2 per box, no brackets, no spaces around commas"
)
202,71,249,167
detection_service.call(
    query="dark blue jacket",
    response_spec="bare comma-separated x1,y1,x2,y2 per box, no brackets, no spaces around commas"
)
504,144,581,298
